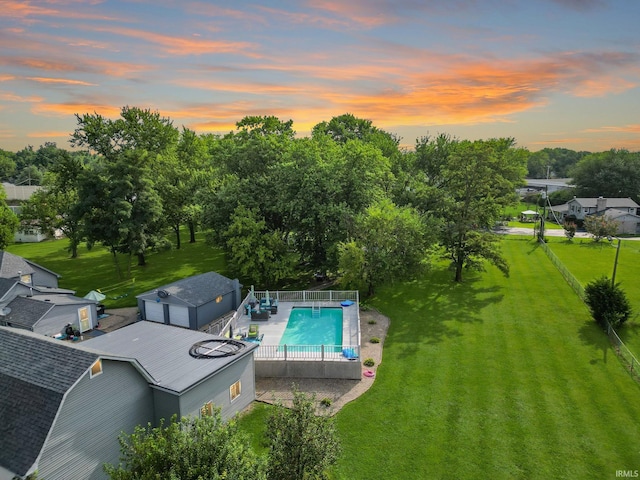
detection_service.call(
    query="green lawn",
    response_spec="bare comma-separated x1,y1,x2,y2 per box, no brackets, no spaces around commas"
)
6,233,227,308
544,236,640,356
331,237,640,479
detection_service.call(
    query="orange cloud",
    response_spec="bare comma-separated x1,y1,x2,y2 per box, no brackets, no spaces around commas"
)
1,0,128,21
26,76,97,86
583,124,640,133
88,25,259,57
32,102,122,118
26,130,71,138
0,91,43,103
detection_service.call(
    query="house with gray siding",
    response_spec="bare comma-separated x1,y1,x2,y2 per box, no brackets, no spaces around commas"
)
1,322,259,480
137,272,242,330
0,251,99,335
0,327,155,480
83,321,258,422
548,196,640,234
0,250,60,287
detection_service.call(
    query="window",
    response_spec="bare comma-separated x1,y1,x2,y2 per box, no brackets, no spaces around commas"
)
216,295,223,303
201,401,214,417
90,359,103,378
20,274,31,284
230,381,241,401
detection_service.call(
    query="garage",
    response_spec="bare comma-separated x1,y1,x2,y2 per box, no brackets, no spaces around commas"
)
144,301,165,323
169,304,190,328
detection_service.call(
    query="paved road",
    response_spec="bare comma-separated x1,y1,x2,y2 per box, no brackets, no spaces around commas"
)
496,227,640,240
495,227,590,238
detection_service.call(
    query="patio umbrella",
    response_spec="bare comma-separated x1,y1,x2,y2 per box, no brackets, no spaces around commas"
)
84,290,106,302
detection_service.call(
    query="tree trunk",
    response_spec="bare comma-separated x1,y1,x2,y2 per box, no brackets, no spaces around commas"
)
137,252,146,266
189,221,196,243
174,224,181,249
454,242,464,282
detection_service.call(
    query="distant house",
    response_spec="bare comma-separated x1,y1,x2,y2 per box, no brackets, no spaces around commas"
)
549,197,640,234
0,322,258,479
0,251,99,335
137,272,242,330
2,182,47,243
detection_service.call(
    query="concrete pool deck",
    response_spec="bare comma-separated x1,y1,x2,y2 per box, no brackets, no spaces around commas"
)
252,308,389,414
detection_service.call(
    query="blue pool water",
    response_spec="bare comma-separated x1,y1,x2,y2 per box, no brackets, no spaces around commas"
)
279,307,343,346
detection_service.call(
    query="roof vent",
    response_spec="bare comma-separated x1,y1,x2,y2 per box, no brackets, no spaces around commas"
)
0,307,11,316
157,290,169,298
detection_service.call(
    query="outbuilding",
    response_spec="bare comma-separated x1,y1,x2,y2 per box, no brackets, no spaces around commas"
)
136,272,242,330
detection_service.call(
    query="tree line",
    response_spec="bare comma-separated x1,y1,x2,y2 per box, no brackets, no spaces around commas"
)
2,107,637,291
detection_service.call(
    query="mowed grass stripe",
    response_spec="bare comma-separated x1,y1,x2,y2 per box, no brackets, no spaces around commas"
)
334,237,640,480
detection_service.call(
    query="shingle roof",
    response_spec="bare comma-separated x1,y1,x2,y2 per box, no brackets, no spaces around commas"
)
0,277,17,300
3,296,54,329
0,250,60,280
136,272,239,307
0,251,35,279
570,197,639,208
83,321,257,394
0,327,99,477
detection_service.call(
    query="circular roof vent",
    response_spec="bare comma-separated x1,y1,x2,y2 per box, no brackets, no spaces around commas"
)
189,339,245,359
157,290,169,298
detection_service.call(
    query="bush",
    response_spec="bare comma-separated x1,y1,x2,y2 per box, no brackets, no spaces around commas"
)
584,276,632,329
370,337,380,344
320,397,332,407
363,358,375,367
367,319,377,325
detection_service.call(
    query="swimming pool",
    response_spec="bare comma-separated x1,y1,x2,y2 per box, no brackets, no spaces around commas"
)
279,307,343,347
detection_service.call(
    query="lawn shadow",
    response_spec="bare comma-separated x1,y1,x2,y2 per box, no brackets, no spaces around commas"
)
374,268,504,359
577,319,610,365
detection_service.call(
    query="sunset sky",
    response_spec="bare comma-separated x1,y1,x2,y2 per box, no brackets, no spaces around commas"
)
1,0,640,152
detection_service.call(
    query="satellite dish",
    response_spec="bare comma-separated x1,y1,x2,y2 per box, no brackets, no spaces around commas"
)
157,290,169,298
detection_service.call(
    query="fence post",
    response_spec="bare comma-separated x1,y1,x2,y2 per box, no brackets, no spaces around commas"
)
321,344,325,361
284,344,287,361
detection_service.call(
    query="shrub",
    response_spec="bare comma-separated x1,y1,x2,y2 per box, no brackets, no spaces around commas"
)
584,276,632,329
320,397,332,407
367,319,377,325
363,358,375,367
370,337,380,344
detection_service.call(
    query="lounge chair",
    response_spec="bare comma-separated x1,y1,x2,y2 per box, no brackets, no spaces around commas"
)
251,309,270,321
248,324,259,338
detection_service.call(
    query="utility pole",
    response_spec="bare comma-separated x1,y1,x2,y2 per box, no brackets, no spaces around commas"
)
538,185,547,241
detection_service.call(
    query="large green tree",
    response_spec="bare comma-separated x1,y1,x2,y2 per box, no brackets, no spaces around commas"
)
570,149,640,203
71,107,179,266
19,150,85,257
75,149,163,271
338,199,436,295
104,412,265,480
224,205,294,286
423,138,527,282
0,185,18,249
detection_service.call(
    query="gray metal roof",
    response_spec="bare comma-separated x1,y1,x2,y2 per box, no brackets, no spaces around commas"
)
0,327,99,477
3,296,54,329
136,271,238,307
83,321,257,394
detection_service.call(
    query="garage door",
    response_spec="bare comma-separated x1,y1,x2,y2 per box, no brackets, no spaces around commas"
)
144,301,165,323
169,305,190,328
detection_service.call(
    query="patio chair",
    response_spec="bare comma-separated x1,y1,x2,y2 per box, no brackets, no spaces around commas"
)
248,324,259,339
